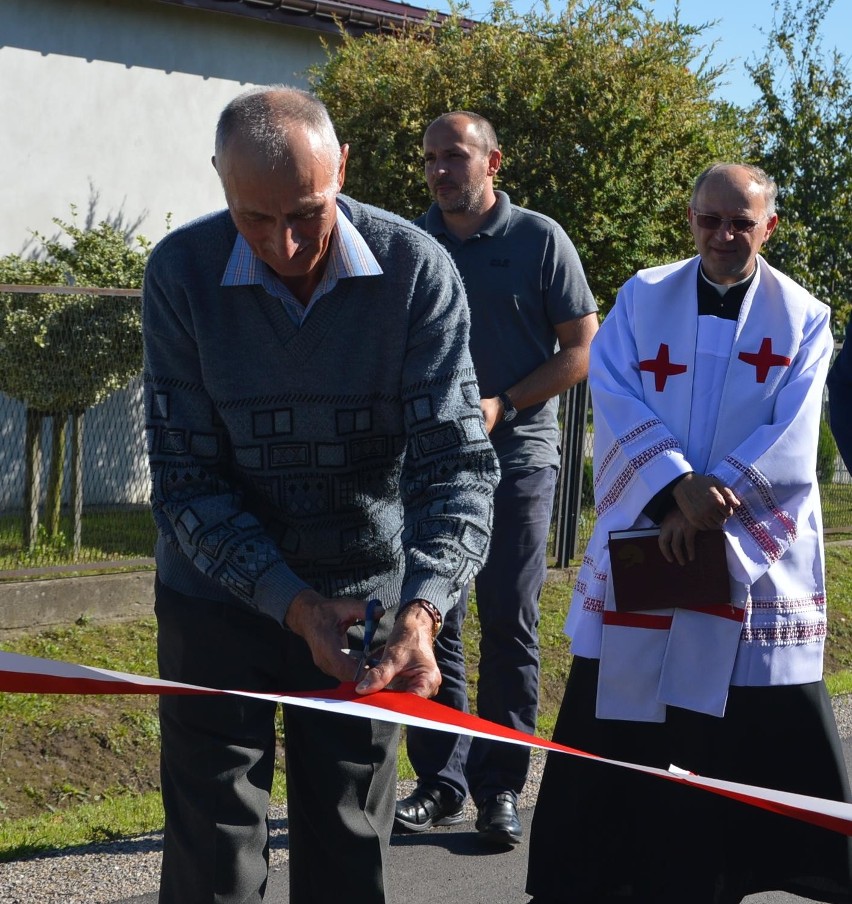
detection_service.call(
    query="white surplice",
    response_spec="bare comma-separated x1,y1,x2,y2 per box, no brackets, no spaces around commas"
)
567,255,834,721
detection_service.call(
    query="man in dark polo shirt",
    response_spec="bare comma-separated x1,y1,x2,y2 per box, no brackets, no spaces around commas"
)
394,111,598,846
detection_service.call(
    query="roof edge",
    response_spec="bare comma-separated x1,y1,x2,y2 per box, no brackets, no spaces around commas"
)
147,0,472,36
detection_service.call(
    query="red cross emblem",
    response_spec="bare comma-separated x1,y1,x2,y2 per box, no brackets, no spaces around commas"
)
738,337,791,383
639,343,688,392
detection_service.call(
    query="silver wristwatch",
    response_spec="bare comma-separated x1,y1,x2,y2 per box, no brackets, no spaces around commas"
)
498,392,518,423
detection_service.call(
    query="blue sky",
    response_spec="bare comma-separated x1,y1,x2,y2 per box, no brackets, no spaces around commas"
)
427,0,852,108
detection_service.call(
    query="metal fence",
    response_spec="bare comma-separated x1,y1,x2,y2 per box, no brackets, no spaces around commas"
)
0,286,154,578
0,287,849,579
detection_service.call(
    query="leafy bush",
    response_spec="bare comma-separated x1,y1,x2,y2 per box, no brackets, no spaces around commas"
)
746,0,852,323
313,0,743,312
0,292,142,412
0,207,153,546
0,208,150,413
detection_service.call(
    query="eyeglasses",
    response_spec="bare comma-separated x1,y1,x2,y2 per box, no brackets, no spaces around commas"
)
692,211,765,234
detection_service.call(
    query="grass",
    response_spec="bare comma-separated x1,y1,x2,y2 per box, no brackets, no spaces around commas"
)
1,481,849,574
824,543,852,695
0,543,851,859
0,508,157,575
822,481,852,532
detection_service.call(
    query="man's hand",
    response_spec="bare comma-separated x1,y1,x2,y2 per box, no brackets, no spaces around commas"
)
355,601,442,699
285,588,379,683
672,472,739,530
658,507,702,565
481,396,502,434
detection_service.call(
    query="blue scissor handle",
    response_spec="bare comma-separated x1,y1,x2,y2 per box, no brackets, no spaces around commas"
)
354,598,382,680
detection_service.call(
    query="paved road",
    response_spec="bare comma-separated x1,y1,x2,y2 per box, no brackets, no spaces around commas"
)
120,815,810,904
119,739,852,904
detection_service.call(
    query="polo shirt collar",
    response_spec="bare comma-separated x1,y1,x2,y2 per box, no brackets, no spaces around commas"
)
423,190,512,243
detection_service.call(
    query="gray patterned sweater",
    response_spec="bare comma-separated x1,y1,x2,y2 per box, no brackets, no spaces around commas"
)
142,196,499,625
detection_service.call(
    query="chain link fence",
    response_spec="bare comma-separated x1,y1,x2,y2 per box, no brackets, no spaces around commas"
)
0,287,849,580
0,286,154,578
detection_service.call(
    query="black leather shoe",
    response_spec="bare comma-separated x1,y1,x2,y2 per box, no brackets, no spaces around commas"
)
475,792,522,846
394,785,465,833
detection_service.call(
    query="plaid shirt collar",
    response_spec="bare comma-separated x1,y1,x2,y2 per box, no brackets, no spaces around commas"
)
221,199,383,323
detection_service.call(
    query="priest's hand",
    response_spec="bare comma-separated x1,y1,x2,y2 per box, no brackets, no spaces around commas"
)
285,588,382,683
658,508,702,566
672,472,739,530
355,602,442,699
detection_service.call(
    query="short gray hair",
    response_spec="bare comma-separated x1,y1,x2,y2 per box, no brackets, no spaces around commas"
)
691,163,778,217
215,85,341,175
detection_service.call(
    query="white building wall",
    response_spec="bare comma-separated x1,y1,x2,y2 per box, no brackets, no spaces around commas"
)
0,0,337,516
0,0,336,255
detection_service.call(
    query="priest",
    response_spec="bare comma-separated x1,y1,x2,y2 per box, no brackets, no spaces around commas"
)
526,163,852,904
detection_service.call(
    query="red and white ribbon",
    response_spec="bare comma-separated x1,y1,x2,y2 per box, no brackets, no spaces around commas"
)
2,650,852,836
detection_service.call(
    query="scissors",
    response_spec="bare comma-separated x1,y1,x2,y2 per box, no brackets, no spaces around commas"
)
354,598,382,681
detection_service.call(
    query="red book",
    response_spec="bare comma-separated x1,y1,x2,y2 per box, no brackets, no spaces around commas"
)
608,527,731,612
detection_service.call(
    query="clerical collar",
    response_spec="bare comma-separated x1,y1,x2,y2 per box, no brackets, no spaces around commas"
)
699,264,756,296
696,265,756,321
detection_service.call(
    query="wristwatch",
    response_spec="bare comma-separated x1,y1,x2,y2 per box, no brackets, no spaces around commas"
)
498,392,518,423
405,599,442,643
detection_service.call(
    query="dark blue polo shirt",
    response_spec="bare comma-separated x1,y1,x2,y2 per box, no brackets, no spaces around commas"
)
416,191,597,473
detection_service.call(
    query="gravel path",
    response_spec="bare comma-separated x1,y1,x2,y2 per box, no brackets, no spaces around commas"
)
2,697,851,904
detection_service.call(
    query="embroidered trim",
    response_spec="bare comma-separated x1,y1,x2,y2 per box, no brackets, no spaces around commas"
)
583,596,605,614
734,505,785,563
749,592,826,613
594,419,664,489
742,622,826,646
725,456,797,544
596,437,681,517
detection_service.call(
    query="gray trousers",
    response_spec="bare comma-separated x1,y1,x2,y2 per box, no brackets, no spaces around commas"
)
407,466,556,804
155,578,399,904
